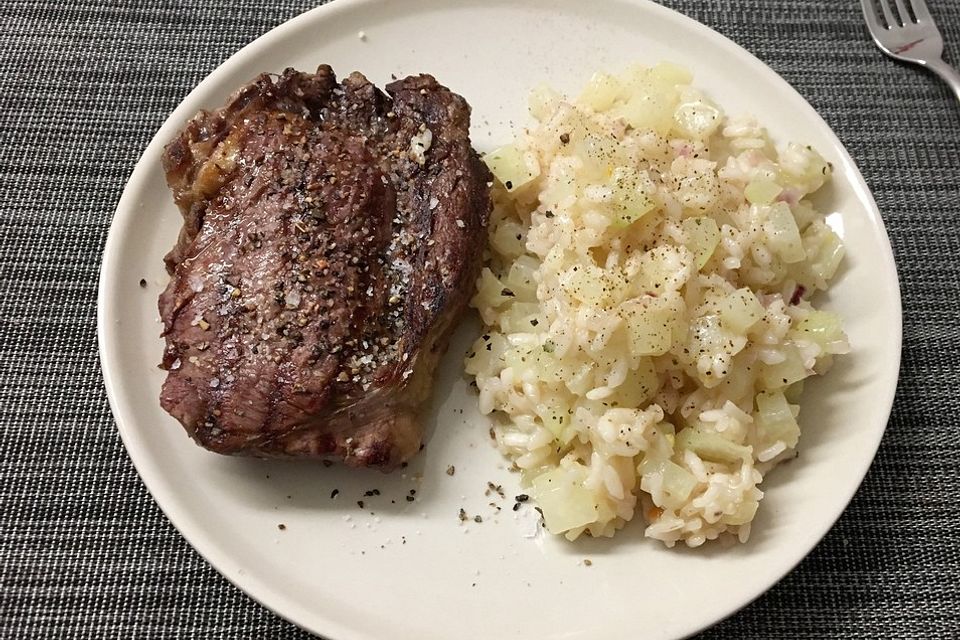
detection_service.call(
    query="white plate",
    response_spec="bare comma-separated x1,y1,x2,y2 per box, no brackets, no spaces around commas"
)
98,1,902,638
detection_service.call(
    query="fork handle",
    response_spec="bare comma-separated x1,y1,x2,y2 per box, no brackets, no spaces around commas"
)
924,58,960,105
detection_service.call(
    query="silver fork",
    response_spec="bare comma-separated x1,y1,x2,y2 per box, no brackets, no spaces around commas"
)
861,0,960,103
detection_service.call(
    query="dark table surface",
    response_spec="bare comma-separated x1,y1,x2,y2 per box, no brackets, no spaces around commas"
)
2,0,959,637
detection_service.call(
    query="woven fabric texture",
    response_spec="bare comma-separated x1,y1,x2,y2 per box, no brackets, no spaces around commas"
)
1,0,958,637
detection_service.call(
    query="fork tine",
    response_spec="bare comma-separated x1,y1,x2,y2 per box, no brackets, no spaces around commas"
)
860,0,885,32
878,0,898,27
909,0,932,23
894,0,913,24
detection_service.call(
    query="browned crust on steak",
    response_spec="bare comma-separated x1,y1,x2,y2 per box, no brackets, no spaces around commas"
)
158,66,491,470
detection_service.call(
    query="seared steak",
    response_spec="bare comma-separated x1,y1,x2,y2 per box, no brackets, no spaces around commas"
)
158,66,491,470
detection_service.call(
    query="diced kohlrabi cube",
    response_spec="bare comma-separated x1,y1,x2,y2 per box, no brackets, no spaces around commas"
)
578,71,622,112
640,456,698,510
647,61,693,89
528,83,561,121
623,296,680,357
792,310,845,349
672,100,721,140
608,166,657,227
718,288,765,334
498,302,541,334
754,391,800,449
484,144,540,191
609,357,660,407
760,344,809,390
803,221,845,287
764,202,806,264
680,216,720,269
561,265,626,306
490,217,526,259
745,179,783,205
676,427,752,463
536,392,571,438
532,465,601,535
609,85,678,136
722,499,759,526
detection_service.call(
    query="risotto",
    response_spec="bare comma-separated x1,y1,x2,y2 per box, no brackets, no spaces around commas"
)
465,63,849,547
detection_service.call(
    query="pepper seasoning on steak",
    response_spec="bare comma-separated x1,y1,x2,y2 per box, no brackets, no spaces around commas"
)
158,66,491,470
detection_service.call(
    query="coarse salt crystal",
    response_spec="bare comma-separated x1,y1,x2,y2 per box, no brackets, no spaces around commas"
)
409,128,433,165
284,290,301,309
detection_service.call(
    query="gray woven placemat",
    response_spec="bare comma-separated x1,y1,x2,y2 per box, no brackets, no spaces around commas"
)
2,0,958,637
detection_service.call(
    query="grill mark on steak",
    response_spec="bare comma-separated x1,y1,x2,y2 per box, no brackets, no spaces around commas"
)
158,65,491,470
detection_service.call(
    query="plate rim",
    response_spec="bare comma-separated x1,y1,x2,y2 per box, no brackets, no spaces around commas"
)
97,0,903,638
